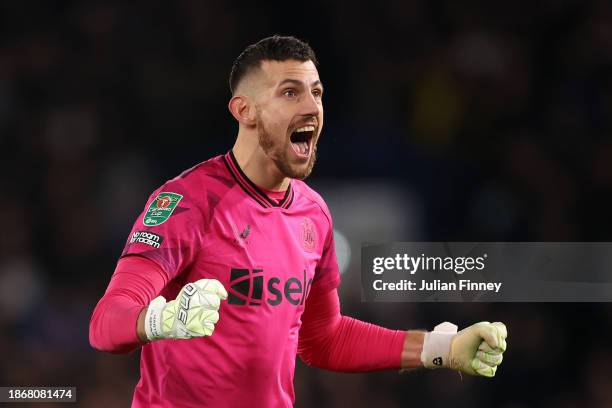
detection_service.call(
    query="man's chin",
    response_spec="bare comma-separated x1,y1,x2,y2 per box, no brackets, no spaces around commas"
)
274,157,315,180
279,164,310,180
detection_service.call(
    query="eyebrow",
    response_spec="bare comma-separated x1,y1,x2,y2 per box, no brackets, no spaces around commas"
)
278,79,324,91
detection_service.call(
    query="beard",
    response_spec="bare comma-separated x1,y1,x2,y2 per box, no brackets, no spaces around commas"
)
256,114,317,180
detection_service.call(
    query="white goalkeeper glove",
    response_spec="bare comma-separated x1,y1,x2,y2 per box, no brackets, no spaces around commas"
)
144,279,228,341
421,321,507,377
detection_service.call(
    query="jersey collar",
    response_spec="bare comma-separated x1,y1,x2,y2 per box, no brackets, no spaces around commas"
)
223,150,294,209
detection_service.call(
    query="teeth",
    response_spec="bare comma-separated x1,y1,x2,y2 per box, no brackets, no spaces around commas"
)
295,126,315,132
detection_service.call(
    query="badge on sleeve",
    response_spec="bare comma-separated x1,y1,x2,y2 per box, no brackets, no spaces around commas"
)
143,192,183,226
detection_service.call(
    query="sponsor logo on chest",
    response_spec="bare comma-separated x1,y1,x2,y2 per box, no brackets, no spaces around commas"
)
227,268,313,307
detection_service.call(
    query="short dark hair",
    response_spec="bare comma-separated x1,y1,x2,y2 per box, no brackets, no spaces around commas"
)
229,35,318,94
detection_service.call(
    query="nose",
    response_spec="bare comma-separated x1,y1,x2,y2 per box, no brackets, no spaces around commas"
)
300,91,321,117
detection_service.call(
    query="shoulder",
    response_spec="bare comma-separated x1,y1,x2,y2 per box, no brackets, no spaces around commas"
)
160,154,233,192
173,154,233,188
292,179,333,227
148,155,234,219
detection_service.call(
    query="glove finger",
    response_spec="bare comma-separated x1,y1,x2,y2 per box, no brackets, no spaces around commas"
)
199,293,221,310
478,341,503,354
474,322,501,350
476,365,497,377
185,318,217,337
195,279,228,300
201,322,215,336
492,322,507,351
492,322,507,339
476,350,503,366
471,358,497,377
186,327,210,337
174,326,193,339
200,310,219,325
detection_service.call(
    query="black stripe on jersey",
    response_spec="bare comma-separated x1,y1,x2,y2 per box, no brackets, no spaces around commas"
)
223,155,270,208
281,189,294,209
225,151,294,209
277,184,293,208
228,150,279,207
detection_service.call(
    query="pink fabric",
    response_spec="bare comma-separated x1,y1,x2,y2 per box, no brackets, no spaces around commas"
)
92,152,341,407
259,186,288,203
298,288,406,371
89,256,166,354
90,254,405,368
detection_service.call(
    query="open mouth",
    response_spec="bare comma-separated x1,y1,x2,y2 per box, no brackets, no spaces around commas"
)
290,125,315,157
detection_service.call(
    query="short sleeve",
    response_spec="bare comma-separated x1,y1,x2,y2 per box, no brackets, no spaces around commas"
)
120,181,205,281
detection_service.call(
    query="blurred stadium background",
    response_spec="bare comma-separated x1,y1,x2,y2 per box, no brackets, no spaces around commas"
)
2,0,612,406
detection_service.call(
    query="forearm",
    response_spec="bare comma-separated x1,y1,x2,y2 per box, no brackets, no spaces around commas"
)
89,256,166,353
308,316,407,372
89,291,146,353
298,288,408,372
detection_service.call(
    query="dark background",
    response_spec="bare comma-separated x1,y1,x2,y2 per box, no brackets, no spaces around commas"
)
2,0,612,406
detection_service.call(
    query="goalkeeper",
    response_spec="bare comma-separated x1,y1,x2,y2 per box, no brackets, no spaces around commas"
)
89,35,507,407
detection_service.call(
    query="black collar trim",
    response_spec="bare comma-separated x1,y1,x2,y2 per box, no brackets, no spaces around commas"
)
223,151,294,209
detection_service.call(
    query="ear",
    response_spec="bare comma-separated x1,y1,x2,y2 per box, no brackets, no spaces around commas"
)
228,95,256,126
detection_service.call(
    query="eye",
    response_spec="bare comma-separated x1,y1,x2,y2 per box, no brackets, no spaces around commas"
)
283,89,297,98
312,89,323,99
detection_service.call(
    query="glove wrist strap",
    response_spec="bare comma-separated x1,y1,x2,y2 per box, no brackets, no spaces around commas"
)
421,322,458,368
144,297,166,341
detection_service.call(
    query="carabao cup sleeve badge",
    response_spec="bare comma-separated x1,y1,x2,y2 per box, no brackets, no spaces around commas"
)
142,192,183,226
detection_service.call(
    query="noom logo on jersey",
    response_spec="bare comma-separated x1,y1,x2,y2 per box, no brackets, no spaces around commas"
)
130,231,163,248
228,268,312,306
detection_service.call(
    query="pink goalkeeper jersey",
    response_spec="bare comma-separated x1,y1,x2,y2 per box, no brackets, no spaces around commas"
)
121,151,340,408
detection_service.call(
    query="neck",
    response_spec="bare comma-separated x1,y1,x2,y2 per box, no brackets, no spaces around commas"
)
232,132,290,191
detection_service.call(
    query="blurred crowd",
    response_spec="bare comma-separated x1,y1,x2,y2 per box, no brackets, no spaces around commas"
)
2,0,612,406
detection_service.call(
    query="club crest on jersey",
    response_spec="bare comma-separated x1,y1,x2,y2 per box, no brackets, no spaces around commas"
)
300,217,317,252
143,192,183,226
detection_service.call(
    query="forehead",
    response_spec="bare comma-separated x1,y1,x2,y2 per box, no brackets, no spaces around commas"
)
258,59,320,86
